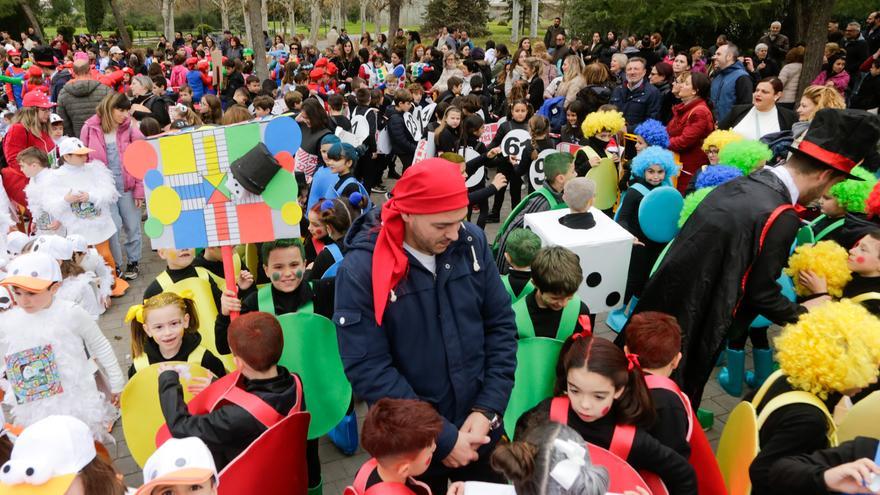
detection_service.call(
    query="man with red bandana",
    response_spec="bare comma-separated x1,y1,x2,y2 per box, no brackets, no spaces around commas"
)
334,158,517,494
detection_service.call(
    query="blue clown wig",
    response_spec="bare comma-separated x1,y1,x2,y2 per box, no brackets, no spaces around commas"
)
631,146,678,182
321,133,342,146
695,165,743,189
327,142,360,162
633,119,669,148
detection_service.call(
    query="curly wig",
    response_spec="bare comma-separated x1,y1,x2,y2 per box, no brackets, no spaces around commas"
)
701,129,745,153
581,109,626,137
631,146,678,182
695,165,743,189
678,187,714,227
634,119,669,148
784,240,853,297
829,167,877,214
867,181,880,218
776,299,880,399
718,140,772,176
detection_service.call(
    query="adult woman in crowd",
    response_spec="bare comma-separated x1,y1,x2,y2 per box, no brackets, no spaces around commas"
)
406,31,421,63
690,46,707,74
157,35,168,52
584,32,603,63
522,57,545,111
812,51,850,96
129,75,170,128
671,51,691,82
298,98,334,161
360,32,373,51
531,41,558,88
204,35,217,53
1,92,55,207
718,77,796,141
226,36,243,61
81,93,144,279
795,85,845,136
552,54,586,106
577,62,614,114
650,61,675,123
517,37,532,55
777,46,804,110
609,52,628,84
332,39,361,84
753,43,779,78
491,43,511,79
434,51,465,94
598,31,618,66
410,43,426,67
504,48,528,96
666,71,715,193
220,59,244,109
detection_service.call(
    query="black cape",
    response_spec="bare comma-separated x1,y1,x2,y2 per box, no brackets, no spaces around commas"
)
617,168,806,406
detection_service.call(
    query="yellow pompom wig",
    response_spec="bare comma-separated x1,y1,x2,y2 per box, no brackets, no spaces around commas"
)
784,240,853,297
581,110,626,137
776,299,880,399
701,129,745,153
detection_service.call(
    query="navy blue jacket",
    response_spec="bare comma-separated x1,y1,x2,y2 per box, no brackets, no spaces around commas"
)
334,209,517,460
609,78,661,128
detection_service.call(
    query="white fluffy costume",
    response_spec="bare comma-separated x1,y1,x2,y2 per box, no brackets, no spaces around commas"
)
42,162,119,245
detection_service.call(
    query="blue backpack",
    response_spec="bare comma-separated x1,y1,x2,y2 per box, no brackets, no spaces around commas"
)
537,96,567,134
330,177,374,211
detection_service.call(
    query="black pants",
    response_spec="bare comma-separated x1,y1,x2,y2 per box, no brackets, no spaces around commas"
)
491,161,522,215
728,326,770,350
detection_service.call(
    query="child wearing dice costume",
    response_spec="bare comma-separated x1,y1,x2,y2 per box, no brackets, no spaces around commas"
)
345,398,442,495
501,228,541,303
493,152,576,274
158,311,322,493
559,178,597,230
0,252,125,441
512,246,592,341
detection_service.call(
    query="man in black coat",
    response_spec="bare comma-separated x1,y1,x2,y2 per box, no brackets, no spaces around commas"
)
844,22,870,91
616,109,880,408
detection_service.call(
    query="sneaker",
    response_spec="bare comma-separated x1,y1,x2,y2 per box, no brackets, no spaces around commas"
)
371,185,387,194
122,262,139,280
485,214,501,224
387,170,401,179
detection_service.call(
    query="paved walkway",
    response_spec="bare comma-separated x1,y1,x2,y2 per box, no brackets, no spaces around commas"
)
100,174,752,491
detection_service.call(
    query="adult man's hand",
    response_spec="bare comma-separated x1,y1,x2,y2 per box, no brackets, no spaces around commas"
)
442,430,489,468
461,411,492,439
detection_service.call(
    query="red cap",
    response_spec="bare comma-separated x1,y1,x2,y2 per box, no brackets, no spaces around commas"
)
326,62,338,76
315,58,328,68
27,66,42,77
196,59,210,70
309,67,325,80
7,49,20,57
185,57,198,68
122,67,135,76
22,91,56,108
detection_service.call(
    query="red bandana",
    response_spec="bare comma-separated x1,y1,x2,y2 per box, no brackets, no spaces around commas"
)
372,158,469,325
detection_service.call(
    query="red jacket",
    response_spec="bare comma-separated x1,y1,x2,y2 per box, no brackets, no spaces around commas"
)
1,123,55,207
666,98,714,193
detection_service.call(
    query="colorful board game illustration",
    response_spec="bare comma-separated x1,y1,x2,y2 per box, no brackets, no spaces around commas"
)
122,117,304,249
6,344,63,404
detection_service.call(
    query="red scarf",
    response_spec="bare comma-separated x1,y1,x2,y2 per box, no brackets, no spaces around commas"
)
372,158,469,325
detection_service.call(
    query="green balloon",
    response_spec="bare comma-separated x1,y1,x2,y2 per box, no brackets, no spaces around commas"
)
504,337,564,439
586,158,619,210
144,217,164,238
276,312,352,439
262,170,298,209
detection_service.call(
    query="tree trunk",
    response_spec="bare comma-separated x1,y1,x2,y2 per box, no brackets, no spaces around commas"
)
18,1,43,42
288,0,296,37
359,0,367,36
246,0,269,80
795,0,836,99
241,0,253,47
388,0,400,39
219,0,230,31
529,0,538,39
510,0,520,43
108,0,131,48
261,0,269,34
162,0,175,41
309,2,321,45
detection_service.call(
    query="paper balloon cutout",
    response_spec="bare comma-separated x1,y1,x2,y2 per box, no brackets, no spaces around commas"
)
586,443,652,494
638,186,684,243
504,338,563,439
121,362,213,467
837,390,880,443
586,158,619,210
716,401,759,495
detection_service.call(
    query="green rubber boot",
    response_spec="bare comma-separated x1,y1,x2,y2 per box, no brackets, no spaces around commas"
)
697,408,714,430
717,348,746,396
308,478,323,495
746,348,775,389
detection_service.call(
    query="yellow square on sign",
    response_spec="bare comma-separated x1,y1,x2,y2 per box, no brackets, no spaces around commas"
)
159,134,197,175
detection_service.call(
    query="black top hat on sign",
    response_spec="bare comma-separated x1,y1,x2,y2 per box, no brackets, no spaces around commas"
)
789,108,880,180
230,143,281,194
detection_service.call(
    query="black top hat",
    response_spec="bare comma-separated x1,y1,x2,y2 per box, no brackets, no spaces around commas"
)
789,108,880,180
230,143,281,194
31,45,56,68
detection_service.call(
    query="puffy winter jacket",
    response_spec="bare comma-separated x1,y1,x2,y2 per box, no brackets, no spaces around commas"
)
57,79,112,137
80,114,145,199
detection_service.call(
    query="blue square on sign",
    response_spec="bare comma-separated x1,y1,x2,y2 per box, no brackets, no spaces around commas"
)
173,210,208,248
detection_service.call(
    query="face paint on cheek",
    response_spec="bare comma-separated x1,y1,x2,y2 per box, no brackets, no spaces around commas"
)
601,406,610,416
857,256,866,264
295,270,304,279
271,272,282,282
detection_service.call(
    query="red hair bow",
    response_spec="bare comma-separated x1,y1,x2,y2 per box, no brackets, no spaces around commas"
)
625,353,641,371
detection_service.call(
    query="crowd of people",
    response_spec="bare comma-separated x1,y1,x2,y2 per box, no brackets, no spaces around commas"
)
2,9,880,495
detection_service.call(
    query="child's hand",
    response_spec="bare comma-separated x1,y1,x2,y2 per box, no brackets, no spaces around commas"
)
823,458,880,493
157,363,178,374
589,155,601,167
799,269,828,294
110,393,120,407
79,191,89,201
634,238,645,247
47,220,61,231
237,270,254,290
186,376,212,396
487,146,501,159
491,172,507,190
102,296,111,309
448,482,466,495
220,289,241,316
64,191,79,203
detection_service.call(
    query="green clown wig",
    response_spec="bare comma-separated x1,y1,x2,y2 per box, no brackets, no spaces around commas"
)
829,167,877,214
718,140,772,176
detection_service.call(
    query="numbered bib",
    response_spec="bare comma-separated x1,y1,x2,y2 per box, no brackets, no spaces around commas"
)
404,111,422,140
420,102,437,129
529,149,557,190
463,147,484,188
501,129,530,159
349,114,370,145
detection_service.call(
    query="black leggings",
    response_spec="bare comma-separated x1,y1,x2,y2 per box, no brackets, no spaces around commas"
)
491,161,522,215
728,326,770,350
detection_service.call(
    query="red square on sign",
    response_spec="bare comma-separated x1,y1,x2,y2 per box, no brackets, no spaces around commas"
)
237,203,273,243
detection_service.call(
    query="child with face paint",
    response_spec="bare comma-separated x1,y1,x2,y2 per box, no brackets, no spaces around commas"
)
799,230,880,317
804,167,878,250
127,291,227,380
307,198,359,281
516,334,697,494
325,143,372,209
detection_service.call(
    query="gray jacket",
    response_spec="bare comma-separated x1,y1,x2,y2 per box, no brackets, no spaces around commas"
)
57,80,112,138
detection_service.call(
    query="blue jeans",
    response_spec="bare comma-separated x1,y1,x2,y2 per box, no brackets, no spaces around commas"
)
109,191,142,268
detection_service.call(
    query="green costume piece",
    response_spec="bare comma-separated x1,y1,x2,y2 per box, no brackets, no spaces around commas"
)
512,294,581,340
308,479,323,495
493,186,566,255
501,274,535,303
586,158,620,210
503,337,564,438
257,285,314,314
0,75,23,85
796,214,845,246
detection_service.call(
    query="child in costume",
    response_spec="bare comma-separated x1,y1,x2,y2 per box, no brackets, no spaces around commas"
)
615,146,679,306
40,235,103,319
305,202,332,265
19,146,64,238
559,177,597,230
0,415,128,494
632,118,670,152
490,421,610,495
766,437,880,494
158,311,321,492
346,398,441,495
325,142,372,207
575,107,624,176
137,437,219,495
516,334,697,494
192,246,251,291
501,228,541,304
806,167,878,249
307,133,342,213
127,291,227,379
798,230,880,316
488,99,533,222
512,246,592,341
685,129,746,194
42,137,119,268
0,252,125,441
69,234,114,307
307,198,361,281
748,300,880,495
516,115,555,194
717,139,772,177
493,152,576,274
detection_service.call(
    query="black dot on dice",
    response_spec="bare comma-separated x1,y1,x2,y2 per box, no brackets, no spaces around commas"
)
606,292,621,307
586,272,602,287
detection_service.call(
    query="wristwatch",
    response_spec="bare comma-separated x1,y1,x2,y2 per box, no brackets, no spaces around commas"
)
472,407,502,430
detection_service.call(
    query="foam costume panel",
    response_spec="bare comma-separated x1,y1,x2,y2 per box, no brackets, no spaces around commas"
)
123,116,303,249
524,208,634,312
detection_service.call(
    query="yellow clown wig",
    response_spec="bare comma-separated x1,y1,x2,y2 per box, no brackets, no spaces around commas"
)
776,299,880,399
784,240,853,297
701,129,744,153
581,109,626,137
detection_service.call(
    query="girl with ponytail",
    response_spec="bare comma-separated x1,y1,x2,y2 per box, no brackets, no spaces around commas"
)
308,197,362,281
516,333,697,494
